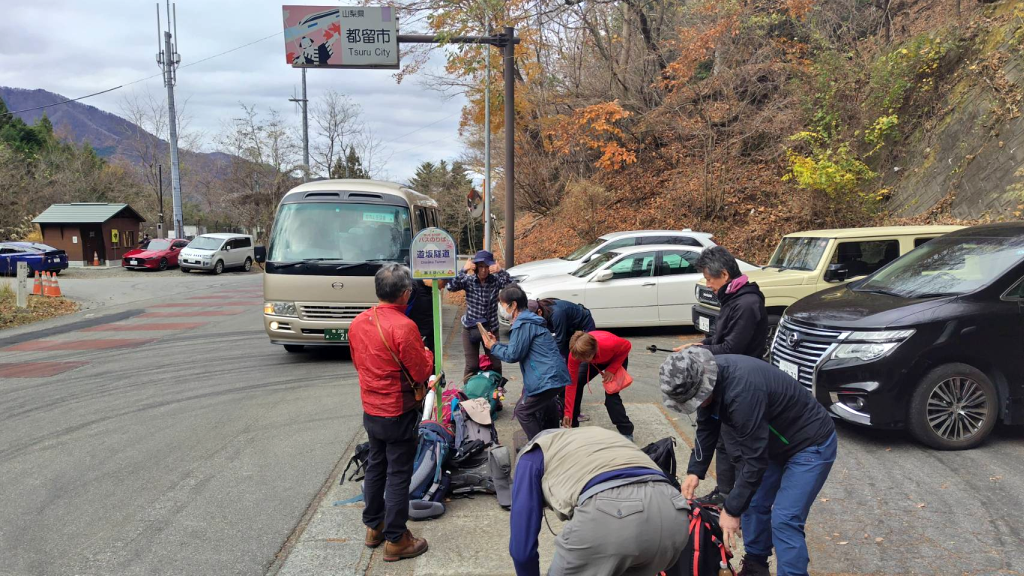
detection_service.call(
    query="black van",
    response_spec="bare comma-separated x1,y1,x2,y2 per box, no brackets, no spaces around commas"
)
771,222,1024,450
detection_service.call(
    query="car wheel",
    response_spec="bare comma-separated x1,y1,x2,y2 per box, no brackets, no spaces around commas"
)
159,258,168,271
762,315,781,361
284,345,305,353
213,260,224,275
243,257,252,272
908,363,998,450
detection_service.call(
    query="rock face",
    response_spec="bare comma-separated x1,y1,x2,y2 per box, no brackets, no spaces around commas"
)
889,4,1024,219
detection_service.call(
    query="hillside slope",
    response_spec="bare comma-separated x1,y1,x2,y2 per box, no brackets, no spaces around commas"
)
505,0,1015,266
0,86,231,173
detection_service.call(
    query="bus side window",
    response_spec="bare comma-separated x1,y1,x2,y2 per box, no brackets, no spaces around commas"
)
429,209,439,227
415,208,428,231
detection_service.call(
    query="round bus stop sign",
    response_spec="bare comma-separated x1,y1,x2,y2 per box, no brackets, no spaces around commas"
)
410,227,457,280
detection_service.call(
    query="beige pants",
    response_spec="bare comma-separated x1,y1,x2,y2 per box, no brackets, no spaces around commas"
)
548,481,690,576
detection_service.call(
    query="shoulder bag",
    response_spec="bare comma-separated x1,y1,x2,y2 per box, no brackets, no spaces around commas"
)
373,306,428,403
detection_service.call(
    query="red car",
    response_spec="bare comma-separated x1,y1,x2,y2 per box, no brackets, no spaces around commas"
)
122,239,190,271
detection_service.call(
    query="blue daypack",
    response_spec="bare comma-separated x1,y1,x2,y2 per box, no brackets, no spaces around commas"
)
409,421,454,502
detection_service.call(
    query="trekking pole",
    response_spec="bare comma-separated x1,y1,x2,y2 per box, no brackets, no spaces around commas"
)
646,345,676,354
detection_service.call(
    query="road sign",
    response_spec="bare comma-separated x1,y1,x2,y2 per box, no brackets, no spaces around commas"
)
467,188,483,219
283,6,399,69
111,229,119,244
410,227,457,280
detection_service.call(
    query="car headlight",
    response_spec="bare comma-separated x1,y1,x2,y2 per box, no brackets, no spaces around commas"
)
264,301,298,317
833,329,915,362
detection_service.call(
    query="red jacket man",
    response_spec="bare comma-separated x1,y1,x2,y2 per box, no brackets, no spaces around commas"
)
351,304,434,417
347,263,433,562
565,330,635,439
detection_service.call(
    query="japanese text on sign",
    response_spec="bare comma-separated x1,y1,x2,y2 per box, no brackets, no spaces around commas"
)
283,6,399,69
410,228,457,280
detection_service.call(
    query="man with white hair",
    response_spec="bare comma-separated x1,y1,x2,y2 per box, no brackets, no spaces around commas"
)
660,349,837,576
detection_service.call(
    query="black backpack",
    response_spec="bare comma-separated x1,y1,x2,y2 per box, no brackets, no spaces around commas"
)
642,437,680,489
662,502,734,576
340,441,370,484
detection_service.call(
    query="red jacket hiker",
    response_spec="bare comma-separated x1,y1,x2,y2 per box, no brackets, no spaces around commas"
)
565,330,631,422
350,303,434,417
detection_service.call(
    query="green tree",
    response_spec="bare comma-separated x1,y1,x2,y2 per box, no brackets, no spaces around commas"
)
330,145,370,179
409,159,483,253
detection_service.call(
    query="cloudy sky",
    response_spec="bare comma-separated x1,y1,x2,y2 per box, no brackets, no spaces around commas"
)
0,0,468,183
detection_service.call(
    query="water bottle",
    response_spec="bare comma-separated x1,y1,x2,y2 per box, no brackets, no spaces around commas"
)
718,561,732,576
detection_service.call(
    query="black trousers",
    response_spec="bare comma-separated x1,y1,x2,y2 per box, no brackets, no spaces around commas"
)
715,436,738,495
362,409,419,542
573,358,634,436
514,387,563,440
461,325,502,381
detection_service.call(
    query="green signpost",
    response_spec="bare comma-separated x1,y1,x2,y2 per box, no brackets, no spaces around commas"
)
410,227,458,421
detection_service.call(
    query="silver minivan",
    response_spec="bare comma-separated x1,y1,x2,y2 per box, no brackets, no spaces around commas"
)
180,233,255,274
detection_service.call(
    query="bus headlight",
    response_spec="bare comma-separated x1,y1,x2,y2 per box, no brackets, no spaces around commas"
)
264,301,298,317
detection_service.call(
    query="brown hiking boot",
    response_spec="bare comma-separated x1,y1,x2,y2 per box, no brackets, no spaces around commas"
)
364,523,384,548
383,530,428,562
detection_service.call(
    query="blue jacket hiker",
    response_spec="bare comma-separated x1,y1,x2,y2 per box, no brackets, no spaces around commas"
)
483,286,569,439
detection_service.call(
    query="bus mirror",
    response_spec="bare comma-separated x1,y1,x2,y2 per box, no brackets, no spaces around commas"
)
254,246,267,263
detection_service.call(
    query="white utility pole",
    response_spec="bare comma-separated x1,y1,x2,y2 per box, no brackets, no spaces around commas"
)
157,2,184,239
289,68,310,181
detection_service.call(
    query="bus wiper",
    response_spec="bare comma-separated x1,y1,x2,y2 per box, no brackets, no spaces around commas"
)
270,258,343,269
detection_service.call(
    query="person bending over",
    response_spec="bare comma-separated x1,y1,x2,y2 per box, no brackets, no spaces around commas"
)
481,285,569,439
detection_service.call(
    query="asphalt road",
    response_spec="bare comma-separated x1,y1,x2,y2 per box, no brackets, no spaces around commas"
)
2,274,1023,575
0,271,360,576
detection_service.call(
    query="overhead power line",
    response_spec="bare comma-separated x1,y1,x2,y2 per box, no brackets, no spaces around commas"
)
1,31,283,117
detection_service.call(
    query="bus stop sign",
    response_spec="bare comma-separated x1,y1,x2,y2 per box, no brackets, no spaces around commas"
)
410,228,457,280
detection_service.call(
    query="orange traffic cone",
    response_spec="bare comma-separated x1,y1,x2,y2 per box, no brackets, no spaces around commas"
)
41,272,52,297
31,271,42,296
93,251,101,266
48,272,62,298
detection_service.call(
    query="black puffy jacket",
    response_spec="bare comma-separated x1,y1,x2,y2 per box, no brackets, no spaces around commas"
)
701,281,768,358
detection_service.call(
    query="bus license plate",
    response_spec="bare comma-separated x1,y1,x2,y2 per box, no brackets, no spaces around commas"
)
777,359,799,382
325,329,348,342
697,315,710,332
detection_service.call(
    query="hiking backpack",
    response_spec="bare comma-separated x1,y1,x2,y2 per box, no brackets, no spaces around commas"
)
463,370,507,416
409,421,455,502
339,441,370,485
641,437,681,490
662,502,734,576
488,444,513,509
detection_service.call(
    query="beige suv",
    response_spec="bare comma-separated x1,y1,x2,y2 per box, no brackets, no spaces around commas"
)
692,225,965,352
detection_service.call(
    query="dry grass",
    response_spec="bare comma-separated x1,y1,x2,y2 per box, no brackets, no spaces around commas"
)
0,286,79,330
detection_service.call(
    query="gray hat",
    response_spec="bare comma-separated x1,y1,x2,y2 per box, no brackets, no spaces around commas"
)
659,347,718,414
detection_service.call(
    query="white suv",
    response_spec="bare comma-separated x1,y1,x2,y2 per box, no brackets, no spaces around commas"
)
180,233,256,274
507,230,717,284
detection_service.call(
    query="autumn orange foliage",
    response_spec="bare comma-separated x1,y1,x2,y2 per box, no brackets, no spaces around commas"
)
546,102,637,171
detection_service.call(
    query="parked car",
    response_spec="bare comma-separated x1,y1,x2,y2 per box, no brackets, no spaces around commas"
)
0,242,69,275
179,233,256,274
121,239,190,271
692,225,964,356
513,244,757,328
771,222,1024,450
506,230,724,284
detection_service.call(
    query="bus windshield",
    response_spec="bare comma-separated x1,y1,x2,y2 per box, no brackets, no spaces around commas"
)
268,202,413,264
